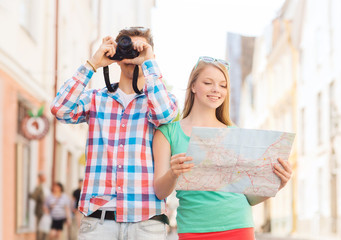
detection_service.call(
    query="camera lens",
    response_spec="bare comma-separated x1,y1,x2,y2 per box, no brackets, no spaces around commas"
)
110,35,139,61
118,35,133,50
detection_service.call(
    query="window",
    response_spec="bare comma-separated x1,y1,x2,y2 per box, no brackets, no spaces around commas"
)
19,0,36,39
299,48,305,84
315,28,323,67
317,92,322,145
300,108,305,155
19,0,31,30
329,81,336,138
317,168,323,213
299,180,305,216
16,101,33,232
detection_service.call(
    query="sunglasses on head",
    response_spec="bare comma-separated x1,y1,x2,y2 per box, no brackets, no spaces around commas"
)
124,26,149,32
194,56,230,71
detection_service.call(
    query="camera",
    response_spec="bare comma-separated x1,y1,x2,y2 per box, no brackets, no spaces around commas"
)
109,35,139,61
104,34,142,94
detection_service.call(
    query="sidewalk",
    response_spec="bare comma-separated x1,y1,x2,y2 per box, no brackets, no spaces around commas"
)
255,233,339,240
167,232,340,240
256,234,310,240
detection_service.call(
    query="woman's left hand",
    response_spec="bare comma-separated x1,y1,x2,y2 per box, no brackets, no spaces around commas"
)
274,158,292,190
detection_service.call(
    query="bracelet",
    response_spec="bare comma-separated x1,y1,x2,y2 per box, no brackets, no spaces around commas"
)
86,60,97,72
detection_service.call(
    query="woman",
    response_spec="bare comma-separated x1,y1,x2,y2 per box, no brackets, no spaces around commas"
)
44,182,71,240
153,56,292,240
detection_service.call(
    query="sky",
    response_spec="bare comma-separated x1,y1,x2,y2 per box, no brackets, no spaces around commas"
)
151,0,285,109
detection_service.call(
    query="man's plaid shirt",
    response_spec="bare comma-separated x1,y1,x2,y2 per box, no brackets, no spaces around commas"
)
51,60,178,222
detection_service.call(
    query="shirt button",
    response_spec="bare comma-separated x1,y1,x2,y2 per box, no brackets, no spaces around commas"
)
118,165,122,168
117,187,121,190
122,124,125,127
120,144,123,148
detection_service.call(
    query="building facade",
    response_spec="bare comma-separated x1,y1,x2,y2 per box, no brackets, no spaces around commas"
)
297,0,341,238
226,33,255,125
0,1,96,239
0,0,156,239
240,0,341,239
239,0,302,236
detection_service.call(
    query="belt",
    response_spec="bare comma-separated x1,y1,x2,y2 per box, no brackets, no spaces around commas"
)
88,210,169,225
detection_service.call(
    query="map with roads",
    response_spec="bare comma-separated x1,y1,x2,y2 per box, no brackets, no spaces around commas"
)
175,127,295,197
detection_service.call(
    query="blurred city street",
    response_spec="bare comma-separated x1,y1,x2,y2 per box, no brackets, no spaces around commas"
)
1,0,341,240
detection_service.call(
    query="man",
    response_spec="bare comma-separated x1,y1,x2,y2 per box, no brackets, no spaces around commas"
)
29,171,49,240
50,27,178,239
72,179,82,217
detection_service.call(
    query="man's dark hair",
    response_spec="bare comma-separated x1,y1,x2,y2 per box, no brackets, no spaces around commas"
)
115,27,154,49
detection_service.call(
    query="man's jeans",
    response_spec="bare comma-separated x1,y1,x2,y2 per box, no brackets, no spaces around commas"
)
78,216,167,240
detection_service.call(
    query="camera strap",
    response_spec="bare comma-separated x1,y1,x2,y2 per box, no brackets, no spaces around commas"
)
132,65,143,94
103,65,142,94
103,66,117,92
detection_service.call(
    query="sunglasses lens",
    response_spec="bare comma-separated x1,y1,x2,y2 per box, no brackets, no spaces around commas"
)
125,26,148,32
217,60,230,69
196,56,230,71
201,56,214,63
217,59,227,65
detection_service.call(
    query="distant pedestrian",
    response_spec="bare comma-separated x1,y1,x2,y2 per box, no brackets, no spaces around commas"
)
44,182,71,240
72,179,82,220
153,56,293,240
29,171,50,240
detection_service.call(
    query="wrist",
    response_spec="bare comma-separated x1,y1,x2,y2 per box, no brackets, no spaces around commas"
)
86,60,97,72
88,56,101,70
168,168,178,180
142,58,155,67
144,54,155,62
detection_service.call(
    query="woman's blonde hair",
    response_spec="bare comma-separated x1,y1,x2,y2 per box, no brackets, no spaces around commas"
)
182,60,233,126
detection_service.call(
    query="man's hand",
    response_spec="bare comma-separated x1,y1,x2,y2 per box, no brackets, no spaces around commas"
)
121,40,154,66
86,36,118,70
